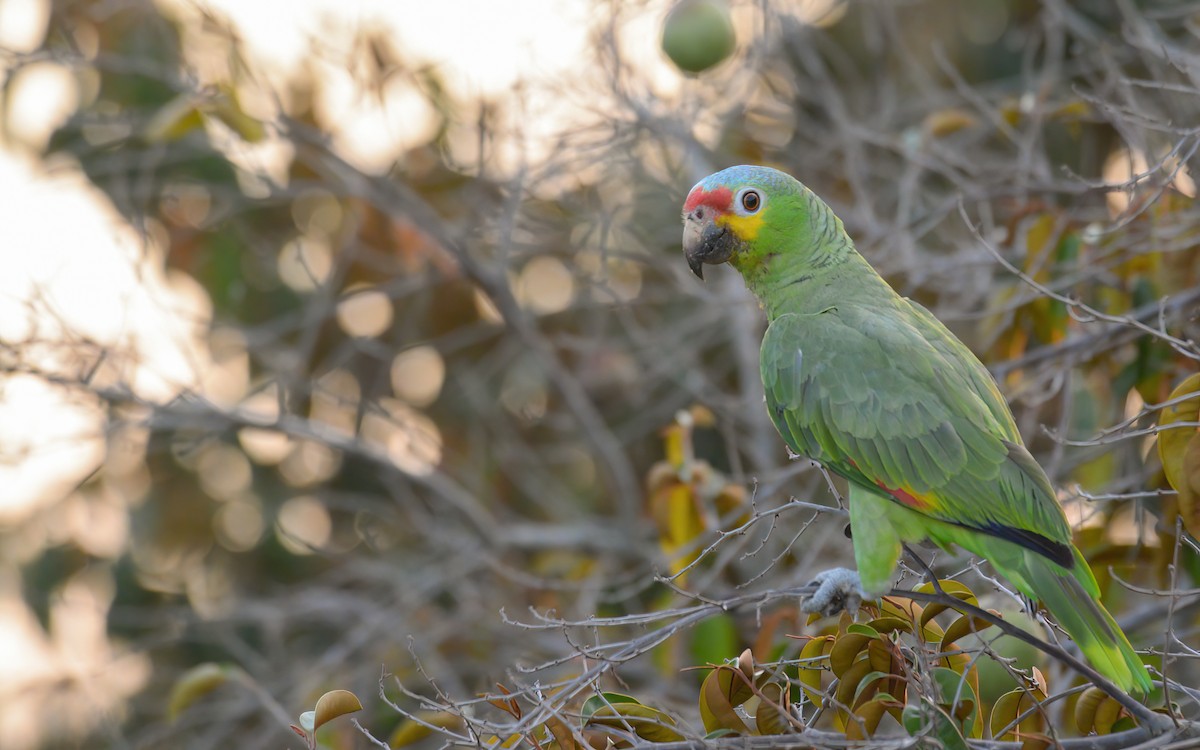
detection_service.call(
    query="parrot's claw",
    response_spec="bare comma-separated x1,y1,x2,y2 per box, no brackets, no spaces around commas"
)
800,568,868,618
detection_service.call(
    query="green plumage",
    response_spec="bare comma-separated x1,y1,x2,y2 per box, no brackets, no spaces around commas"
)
683,165,1151,694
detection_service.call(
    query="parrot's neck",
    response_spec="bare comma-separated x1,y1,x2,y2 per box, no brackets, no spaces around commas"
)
739,229,895,322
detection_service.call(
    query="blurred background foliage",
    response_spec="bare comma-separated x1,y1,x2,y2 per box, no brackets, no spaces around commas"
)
1,0,1199,747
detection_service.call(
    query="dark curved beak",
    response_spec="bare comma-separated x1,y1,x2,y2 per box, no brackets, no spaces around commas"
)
682,209,733,280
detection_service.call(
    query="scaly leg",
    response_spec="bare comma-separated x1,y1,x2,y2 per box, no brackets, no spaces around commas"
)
801,484,904,616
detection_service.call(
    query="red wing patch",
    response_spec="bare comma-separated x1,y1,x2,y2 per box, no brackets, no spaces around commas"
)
684,185,733,213
875,480,930,511
843,458,931,511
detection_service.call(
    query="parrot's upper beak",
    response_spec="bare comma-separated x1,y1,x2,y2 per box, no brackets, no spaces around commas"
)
682,205,733,280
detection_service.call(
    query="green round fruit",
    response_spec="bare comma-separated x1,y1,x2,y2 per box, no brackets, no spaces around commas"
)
661,0,736,74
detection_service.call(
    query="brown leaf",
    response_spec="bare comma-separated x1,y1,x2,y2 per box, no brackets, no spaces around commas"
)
940,611,997,652
698,665,752,735
753,681,792,735
830,625,879,677
846,695,904,741
989,687,1047,742
923,108,979,137
313,689,363,731
389,711,466,747
833,658,876,708
1157,374,1200,538
797,635,833,704
913,580,978,630
587,703,685,743
1073,687,1130,735
865,615,913,635
168,663,236,721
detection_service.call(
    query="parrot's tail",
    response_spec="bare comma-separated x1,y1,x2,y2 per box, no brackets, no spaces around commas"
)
1022,549,1152,695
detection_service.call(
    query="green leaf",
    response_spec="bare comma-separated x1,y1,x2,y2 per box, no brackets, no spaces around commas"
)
902,702,969,750
929,668,979,737
849,670,895,707
580,692,641,722
704,728,739,739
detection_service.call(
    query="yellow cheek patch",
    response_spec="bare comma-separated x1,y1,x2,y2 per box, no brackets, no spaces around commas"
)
716,212,765,242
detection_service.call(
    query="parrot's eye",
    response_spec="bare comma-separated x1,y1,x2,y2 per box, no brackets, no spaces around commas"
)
739,189,761,213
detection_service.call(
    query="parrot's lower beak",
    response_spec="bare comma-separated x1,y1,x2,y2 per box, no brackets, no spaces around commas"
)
682,214,733,280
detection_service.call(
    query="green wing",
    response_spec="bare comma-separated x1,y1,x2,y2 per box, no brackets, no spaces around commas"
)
903,298,1023,443
761,305,1074,565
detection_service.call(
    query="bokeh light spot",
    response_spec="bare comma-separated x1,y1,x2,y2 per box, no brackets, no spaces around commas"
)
238,428,291,465
390,345,445,407
0,0,50,53
66,489,129,559
4,61,77,150
278,440,342,487
362,399,443,476
195,443,253,501
160,182,212,228
291,188,344,235
276,495,332,554
517,256,575,314
215,498,264,552
336,285,393,338
277,236,333,291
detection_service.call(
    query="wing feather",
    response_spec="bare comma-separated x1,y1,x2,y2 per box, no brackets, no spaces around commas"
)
761,306,1073,559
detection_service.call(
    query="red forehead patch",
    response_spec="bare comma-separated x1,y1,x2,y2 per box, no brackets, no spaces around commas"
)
684,186,733,213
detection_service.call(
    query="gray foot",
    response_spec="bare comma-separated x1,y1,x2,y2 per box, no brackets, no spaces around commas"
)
801,568,868,617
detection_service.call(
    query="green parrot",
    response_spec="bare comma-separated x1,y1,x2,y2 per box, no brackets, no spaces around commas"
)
681,164,1152,695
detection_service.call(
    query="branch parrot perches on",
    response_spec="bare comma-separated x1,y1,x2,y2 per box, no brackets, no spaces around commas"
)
681,164,1152,695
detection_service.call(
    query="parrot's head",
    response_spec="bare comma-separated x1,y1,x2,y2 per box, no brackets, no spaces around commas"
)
681,165,809,280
